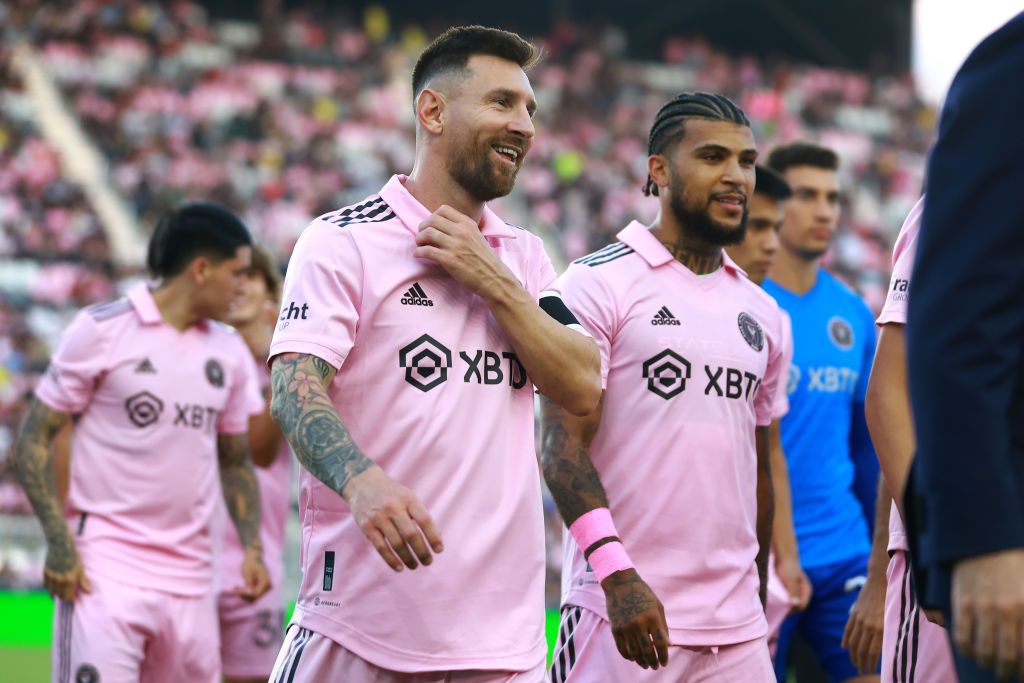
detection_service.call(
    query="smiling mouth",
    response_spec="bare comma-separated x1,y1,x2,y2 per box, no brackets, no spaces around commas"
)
713,195,746,207
492,144,521,164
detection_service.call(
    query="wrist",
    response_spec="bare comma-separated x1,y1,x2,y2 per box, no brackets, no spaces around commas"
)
571,508,635,582
477,266,522,307
244,544,265,559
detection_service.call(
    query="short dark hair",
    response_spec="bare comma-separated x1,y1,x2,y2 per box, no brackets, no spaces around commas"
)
766,142,839,175
644,92,750,196
755,165,792,201
249,243,283,304
146,202,252,279
411,25,540,100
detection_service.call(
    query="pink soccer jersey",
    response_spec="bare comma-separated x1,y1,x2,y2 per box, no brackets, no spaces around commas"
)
267,175,566,672
34,282,258,596
219,361,292,593
876,196,923,553
559,221,786,646
771,309,793,420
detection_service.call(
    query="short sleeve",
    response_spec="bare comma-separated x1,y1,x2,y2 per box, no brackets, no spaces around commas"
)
269,221,363,369
34,311,108,414
218,335,261,434
770,310,793,420
755,305,786,427
559,263,617,388
877,198,923,327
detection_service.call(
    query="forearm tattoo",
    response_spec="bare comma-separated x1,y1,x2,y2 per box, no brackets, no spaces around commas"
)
218,432,263,554
539,396,609,525
270,353,373,497
13,398,76,570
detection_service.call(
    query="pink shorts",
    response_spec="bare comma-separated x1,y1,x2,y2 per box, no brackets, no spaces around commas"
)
218,585,286,679
882,550,956,683
269,625,547,682
550,606,774,683
764,560,792,660
51,574,219,683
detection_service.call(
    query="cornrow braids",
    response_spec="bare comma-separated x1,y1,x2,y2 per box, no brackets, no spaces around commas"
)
643,92,750,197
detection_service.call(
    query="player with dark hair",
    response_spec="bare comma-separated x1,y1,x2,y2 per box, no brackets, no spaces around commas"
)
725,167,813,658
762,143,880,683
217,244,291,683
543,92,784,681
14,203,271,683
267,25,600,681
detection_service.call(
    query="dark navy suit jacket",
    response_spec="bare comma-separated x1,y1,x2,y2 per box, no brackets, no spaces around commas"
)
906,10,1024,612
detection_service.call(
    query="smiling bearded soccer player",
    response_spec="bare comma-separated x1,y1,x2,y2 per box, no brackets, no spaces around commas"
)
542,92,785,682
15,204,270,683
266,26,601,682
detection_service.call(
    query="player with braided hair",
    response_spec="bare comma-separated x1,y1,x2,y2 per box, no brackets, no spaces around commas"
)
543,92,784,681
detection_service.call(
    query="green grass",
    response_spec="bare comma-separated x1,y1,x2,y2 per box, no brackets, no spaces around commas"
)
0,646,50,680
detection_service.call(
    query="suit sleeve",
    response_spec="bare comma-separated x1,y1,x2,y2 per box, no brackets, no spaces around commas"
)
907,13,1024,567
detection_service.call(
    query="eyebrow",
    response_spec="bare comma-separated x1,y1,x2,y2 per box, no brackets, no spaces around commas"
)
486,87,538,115
693,143,758,157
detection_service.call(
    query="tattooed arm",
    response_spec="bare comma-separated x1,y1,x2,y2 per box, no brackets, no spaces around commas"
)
218,432,271,600
269,353,443,571
755,425,775,610
13,398,89,601
540,395,669,670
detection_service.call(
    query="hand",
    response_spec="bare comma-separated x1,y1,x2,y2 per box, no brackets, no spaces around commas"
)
414,205,511,298
602,568,670,670
952,549,1024,680
343,466,444,572
43,538,91,602
776,554,813,612
842,569,886,675
236,549,272,602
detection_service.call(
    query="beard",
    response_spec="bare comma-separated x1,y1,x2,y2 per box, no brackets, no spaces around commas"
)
667,171,748,246
448,133,519,202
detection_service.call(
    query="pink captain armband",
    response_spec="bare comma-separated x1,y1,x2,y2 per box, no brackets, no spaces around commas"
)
569,508,634,582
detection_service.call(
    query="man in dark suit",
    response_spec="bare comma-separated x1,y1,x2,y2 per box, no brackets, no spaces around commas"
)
906,10,1024,683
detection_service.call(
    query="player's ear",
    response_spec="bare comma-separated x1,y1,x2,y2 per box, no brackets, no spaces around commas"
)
648,154,672,194
416,87,445,136
188,255,212,286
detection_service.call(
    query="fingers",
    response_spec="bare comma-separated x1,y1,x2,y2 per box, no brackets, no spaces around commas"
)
377,517,421,570
408,502,444,554
652,613,671,667
390,512,434,567
955,594,977,659
862,629,883,674
413,245,446,264
78,569,92,595
841,614,858,650
44,568,87,602
365,526,406,572
995,608,1022,680
974,607,997,671
612,629,633,663
415,227,451,249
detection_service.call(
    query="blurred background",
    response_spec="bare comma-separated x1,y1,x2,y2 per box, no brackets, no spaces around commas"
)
0,0,1019,679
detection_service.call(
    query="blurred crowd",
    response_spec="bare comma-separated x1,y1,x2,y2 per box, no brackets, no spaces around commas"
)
0,0,935,598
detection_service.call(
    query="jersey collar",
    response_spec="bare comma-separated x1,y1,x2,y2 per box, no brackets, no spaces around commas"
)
127,282,164,325
616,220,746,277
379,174,518,240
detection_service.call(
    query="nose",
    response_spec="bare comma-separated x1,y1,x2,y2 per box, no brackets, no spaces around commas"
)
508,103,535,141
720,158,750,191
763,228,779,255
815,197,837,223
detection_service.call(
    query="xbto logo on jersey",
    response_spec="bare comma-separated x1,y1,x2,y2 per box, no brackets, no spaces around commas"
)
399,334,452,392
642,349,763,401
642,349,691,399
828,316,854,350
398,334,528,392
125,391,164,428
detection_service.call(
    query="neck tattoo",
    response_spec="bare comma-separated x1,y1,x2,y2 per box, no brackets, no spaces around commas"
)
659,241,723,275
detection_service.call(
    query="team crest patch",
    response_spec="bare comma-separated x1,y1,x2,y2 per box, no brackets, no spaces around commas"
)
828,317,854,350
76,663,100,683
737,313,764,352
205,359,225,388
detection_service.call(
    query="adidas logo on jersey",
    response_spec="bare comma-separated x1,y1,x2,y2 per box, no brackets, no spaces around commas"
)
134,358,157,373
401,282,434,307
651,306,681,326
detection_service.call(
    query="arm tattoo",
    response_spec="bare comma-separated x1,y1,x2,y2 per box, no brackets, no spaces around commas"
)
270,353,374,497
13,398,76,571
218,432,263,554
659,240,723,275
539,396,608,525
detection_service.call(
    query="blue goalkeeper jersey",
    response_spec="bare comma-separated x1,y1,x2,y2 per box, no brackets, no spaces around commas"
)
763,270,877,569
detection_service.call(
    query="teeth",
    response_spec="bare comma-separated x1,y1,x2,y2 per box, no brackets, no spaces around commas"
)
494,145,519,160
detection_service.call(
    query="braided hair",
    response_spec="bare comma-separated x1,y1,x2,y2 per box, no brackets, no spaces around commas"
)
643,92,750,197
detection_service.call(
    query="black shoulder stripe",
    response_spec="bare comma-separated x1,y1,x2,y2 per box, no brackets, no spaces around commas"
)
580,246,635,267
333,210,396,230
86,298,132,321
574,243,627,265
324,196,384,225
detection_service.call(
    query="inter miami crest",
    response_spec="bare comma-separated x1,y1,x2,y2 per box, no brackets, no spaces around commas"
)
205,359,225,388
737,312,764,352
828,316,854,350
75,663,100,683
